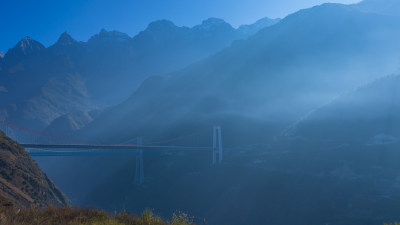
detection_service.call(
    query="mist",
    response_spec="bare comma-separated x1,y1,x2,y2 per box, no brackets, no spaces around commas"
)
2,0,400,224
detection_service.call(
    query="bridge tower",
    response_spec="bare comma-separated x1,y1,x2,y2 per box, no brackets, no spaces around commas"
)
134,137,145,185
213,126,223,164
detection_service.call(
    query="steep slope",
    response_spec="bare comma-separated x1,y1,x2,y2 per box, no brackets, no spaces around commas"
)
0,130,69,208
0,18,277,130
43,110,102,137
4,37,45,62
79,3,400,144
288,74,400,143
1,73,93,130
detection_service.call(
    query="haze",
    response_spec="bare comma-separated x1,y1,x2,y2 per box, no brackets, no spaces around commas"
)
3,0,400,224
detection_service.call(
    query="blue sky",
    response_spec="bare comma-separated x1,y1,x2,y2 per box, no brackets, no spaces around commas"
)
1,0,360,52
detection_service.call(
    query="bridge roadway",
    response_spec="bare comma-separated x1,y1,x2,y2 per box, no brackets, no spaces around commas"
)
20,144,212,157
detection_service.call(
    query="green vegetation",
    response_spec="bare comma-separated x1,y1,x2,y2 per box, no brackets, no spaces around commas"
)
0,206,194,225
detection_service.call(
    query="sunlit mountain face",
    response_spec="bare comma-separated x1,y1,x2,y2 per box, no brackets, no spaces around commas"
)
2,0,400,224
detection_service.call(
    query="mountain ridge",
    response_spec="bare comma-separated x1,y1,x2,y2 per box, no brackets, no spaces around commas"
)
54,32,78,47
238,17,281,36
354,0,400,16
287,74,400,141
0,17,278,130
76,2,400,144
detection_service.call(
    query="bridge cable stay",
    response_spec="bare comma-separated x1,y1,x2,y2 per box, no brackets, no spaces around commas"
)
213,126,223,164
134,137,145,185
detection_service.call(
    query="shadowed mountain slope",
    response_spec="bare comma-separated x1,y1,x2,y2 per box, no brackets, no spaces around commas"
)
0,130,70,208
288,74,400,143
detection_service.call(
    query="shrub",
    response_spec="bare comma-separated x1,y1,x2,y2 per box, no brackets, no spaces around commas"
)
171,211,193,225
0,206,194,225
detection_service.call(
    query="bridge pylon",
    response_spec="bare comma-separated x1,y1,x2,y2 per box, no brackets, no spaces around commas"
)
134,137,145,185
212,126,223,164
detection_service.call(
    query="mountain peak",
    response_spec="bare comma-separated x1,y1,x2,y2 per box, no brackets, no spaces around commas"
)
193,17,233,32
250,17,281,27
99,28,108,35
0,50,4,58
56,32,77,46
88,29,131,43
238,17,281,36
7,36,45,57
18,36,34,46
201,18,227,26
146,20,178,32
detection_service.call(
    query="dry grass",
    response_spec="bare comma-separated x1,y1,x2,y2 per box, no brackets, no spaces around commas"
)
0,206,194,225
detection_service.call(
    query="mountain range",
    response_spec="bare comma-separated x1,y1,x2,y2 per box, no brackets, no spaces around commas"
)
0,17,279,130
31,2,400,223
76,2,400,145
3,0,400,224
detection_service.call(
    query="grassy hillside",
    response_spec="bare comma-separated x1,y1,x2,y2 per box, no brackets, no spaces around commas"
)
0,207,193,225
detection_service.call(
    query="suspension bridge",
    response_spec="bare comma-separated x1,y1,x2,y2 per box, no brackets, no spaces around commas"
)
0,120,223,185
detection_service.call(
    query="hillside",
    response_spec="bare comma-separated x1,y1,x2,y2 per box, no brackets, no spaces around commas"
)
3,73,93,130
0,207,193,225
42,110,102,138
73,75,400,225
0,130,69,208
288,74,400,143
78,3,400,145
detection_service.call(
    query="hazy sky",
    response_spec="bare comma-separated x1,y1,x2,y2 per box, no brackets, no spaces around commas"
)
1,0,361,52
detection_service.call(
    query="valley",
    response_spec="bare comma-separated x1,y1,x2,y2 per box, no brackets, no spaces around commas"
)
2,0,400,224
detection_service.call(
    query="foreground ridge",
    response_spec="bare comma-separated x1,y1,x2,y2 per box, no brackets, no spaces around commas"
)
0,206,194,225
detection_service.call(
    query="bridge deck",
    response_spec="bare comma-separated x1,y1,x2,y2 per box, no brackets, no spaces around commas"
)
21,144,211,150
21,144,212,157
27,151,169,157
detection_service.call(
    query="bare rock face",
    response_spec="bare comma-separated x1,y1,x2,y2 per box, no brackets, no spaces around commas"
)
0,130,70,208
